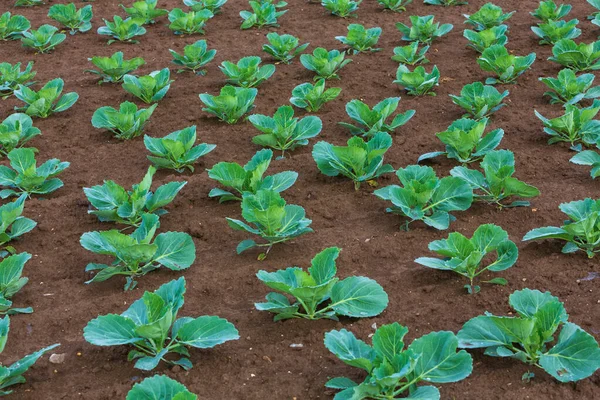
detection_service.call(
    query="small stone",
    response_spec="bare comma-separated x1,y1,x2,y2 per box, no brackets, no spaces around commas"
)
49,353,66,364
172,365,181,373
289,343,304,350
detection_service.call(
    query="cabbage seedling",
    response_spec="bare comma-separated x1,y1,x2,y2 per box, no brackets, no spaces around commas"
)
92,102,156,140
47,3,93,34
199,85,257,123
463,24,508,53
0,12,30,40
548,39,600,72
168,8,213,35
0,194,37,248
184,0,228,14
376,0,411,12
86,52,145,84
570,150,600,179
120,0,167,25
97,16,146,44
300,48,352,80
394,64,440,96
534,100,600,150
0,252,34,314
240,0,287,29
450,82,509,119
262,32,309,64
396,15,453,44
391,42,430,65
20,24,65,53
539,68,600,106
322,0,361,18
339,97,415,137
127,375,198,399
170,39,216,75
531,0,571,22
477,45,536,85
335,24,382,54
531,19,581,46
464,2,514,31
122,68,173,104
289,79,341,112
219,56,275,88
13,78,78,118
0,113,41,155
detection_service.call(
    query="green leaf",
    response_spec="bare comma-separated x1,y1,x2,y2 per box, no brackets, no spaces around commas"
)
175,316,239,348
372,322,408,362
126,375,198,400
83,314,141,346
330,277,388,318
153,232,196,270
324,329,376,372
307,247,339,285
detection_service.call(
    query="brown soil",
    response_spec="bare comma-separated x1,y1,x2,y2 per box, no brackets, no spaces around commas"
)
1,0,600,399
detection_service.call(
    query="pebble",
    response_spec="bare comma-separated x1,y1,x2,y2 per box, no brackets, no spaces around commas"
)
289,343,303,350
49,353,66,364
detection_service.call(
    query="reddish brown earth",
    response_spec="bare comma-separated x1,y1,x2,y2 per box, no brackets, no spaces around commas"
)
1,0,600,399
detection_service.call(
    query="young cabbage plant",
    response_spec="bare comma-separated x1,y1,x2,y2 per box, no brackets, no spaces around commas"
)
0,113,40,155
0,12,31,40
227,190,313,256
464,24,508,53
240,0,287,29
127,375,198,400
92,102,156,140
256,247,388,321
376,0,411,12
339,97,415,137
0,194,37,249
0,252,33,315
374,165,473,230
184,0,228,14
531,19,581,46
81,214,195,290
85,52,145,84
199,85,257,124
300,48,352,80
523,198,600,257
208,149,297,202
13,78,78,118
425,0,467,4
0,316,59,396
84,166,186,227
20,24,65,53
84,277,239,369
416,224,516,294
335,24,382,54
168,8,213,35
451,150,540,208
144,126,216,172
15,0,44,6
478,45,536,85
313,132,394,190
450,82,509,119
548,39,600,72
396,15,453,44
97,16,146,44
0,148,69,199
531,0,572,22
121,0,168,25
570,150,600,179
325,323,473,399
170,39,216,75
289,79,341,112
391,42,430,65
249,105,322,157
219,56,275,88
47,3,93,34
535,100,600,150
122,68,173,104
262,32,309,64
539,68,600,106
590,0,600,20
394,64,440,96
458,288,600,382
418,117,504,164
0,62,36,99
464,2,515,31
322,0,361,18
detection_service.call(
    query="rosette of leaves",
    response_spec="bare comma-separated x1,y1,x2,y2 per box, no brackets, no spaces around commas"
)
0,194,37,249
256,247,389,321
0,148,69,199
0,252,34,315
97,16,146,44
570,150,600,179
84,166,186,227
262,32,308,64
144,125,216,172
313,132,394,190
86,52,145,84
13,78,78,118
126,375,198,400
322,0,361,18
458,288,600,382
0,12,31,40
249,105,322,157
464,2,515,31
394,64,440,96
534,100,600,150
477,45,536,85
335,24,382,54
208,149,297,202
219,56,275,88
523,198,600,257
170,39,216,75
590,0,600,20
199,85,257,124
300,47,352,80
325,323,473,399
0,113,41,155
14,0,44,6
338,97,415,137
20,24,65,53
450,82,509,119
464,24,508,53
376,0,411,12
451,150,540,208
0,316,59,396
122,69,173,104
531,0,572,22
374,165,473,230
0,61,36,99
531,19,581,46
226,190,313,256
84,277,239,369
396,15,453,44
92,102,156,140
120,0,167,25
416,224,517,294
425,0,467,5
539,68,600,106
548,39,600,72
289,79,341,112
81,214,195,290
168,8,213,35
240,0,287,29
184,0,228,14
48,3,93,34
418,117,504,164
391,42,430,65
